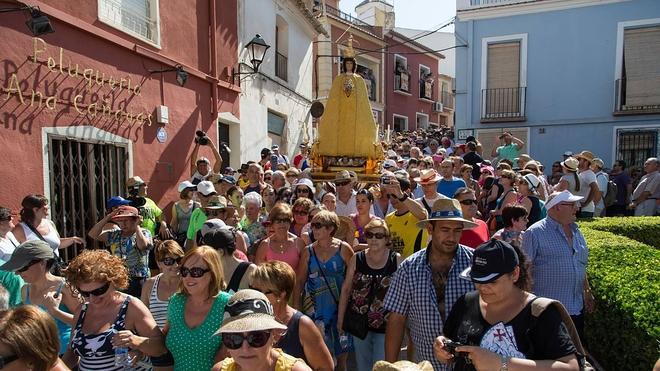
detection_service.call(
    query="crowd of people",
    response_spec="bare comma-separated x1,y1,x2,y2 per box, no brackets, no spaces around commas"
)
0,128,658,371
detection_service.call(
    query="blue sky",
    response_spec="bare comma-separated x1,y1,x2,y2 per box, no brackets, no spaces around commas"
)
338,0,456,31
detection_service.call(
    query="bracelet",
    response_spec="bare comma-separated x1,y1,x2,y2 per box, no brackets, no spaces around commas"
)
499,354,510,371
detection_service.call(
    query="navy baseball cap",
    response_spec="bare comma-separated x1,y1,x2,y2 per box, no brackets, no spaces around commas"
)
460,239,519,284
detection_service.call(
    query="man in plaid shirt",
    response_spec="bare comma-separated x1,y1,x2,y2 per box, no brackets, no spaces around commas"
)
384,199,476,370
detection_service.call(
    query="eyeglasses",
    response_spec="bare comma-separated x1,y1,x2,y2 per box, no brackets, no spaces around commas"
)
296,188,310,193
160,257,182,266
365,232,386,239
180,266,210,278
264,177,272,182
0,354,19,368
335,181,351,187
221,330,271,350
207,209,225,217
17,259,41,273
293,210,308,216
311,222,328,229
272,218,291,224
459,199,477,205
79,282,110,298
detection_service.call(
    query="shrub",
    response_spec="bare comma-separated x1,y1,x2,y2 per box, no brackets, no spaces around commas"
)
579,216,660,248
581,225,660,371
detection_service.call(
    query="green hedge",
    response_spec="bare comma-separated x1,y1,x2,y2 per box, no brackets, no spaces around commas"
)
581,219,660,371
579,216,660,248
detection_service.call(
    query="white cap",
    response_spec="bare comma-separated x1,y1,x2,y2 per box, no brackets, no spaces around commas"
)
522,174,541,193
383,159,397,169
197,181,216,196
178,180,195,193
545,190,583,210
294,178,316,194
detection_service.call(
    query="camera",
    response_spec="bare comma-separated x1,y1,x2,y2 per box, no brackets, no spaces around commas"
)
444,340,467,358
127,187,146,210
195,130,210,146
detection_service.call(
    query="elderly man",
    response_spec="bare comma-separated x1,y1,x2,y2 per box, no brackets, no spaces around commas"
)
629,157,659,216
243,163,266,194
491,131,524,163
384,199,476,370
334,170,362,216
414,169,449,215
522,190,596,343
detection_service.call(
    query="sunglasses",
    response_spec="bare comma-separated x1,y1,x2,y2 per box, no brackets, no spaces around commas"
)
365,232,386,239
0,354,18,368
459,199,477,205
335,181,351,187
296,188,310,193
17,259,41,273
160,257,182,266
221,330,271,350
79,282,110,298
293,210,308,216
272,218,291,224
180,266,210,278
311,222,328,229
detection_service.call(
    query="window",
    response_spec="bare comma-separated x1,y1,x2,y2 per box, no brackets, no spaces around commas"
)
416,113,429,130
481,34,527,121
615,128,659,170
419,65,433,100
275,16,289,81
393,115,408,132
394,55,410,92
357,64,377,101
268,111,286,136
99,0,160,47
617,25,660,113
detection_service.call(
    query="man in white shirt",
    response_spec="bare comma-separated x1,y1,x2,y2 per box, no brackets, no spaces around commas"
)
413,169,449,215
574,151,600,218
629,157,659,216
0,208,19,262
190,140,222,185
334,170,359,216
592,158,609,217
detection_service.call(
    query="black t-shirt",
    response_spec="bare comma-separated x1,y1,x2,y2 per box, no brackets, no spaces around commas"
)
443,291,577,371
463,152,484,181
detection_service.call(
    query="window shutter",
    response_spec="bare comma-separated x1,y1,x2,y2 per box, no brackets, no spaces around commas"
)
486,42,521,116
268,112,286,136
624,26,660,107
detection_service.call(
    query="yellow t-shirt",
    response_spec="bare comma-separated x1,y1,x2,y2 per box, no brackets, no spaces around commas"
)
218,348,302,371
385,211,428,259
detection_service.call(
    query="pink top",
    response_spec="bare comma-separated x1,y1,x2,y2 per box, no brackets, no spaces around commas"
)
265,239,300,271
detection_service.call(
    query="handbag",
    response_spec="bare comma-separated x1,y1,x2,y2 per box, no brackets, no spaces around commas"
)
342,253,378,340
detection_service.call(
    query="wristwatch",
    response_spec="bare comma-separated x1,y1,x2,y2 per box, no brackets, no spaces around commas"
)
499,354,510,371
397,194,408,202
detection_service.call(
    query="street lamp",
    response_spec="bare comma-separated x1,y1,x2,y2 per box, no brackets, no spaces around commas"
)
232,34,271,85
0,5,54,36
148,64,188,87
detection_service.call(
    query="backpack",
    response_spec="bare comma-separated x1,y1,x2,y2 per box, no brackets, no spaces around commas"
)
530,297,597,371
603,179,618,208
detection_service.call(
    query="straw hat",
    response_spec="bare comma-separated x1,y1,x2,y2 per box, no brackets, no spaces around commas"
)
372,360,434,371
416,199,478,229
412,169,441,185
560,157,579,172
575,150,595,164
214,290,287,335
333,170,353,183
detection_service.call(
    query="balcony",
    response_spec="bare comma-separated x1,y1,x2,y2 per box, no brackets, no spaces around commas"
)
313,3,377,35
457,0,540,11
481,87,526,122
614,78,660,115
275,52,288,81
441,91,454,109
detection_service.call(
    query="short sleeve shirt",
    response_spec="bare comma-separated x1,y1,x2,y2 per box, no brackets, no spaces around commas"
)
577,169,597,212
105,229,153,278
140,198,162,237
0,258,24,308
385,211,428,259
496,144,520,163
186,208,208,240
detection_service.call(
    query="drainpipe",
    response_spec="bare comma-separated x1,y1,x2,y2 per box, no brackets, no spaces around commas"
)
209,0,219,114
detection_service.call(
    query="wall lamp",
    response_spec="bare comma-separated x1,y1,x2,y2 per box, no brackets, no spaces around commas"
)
0,5,54,36
232,34,270,85
149,64,188,87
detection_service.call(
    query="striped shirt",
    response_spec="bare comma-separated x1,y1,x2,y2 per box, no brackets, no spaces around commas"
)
522,216,588,315
149,274,170,329
384,245,475,371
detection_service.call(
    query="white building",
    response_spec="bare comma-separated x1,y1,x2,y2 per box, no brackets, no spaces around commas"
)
231,0,327,167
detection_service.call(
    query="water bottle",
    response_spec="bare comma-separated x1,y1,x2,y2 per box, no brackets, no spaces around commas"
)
114,346,130,368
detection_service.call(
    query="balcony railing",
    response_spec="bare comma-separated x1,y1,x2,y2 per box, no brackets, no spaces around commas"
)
441,91,454,109
275,52,288,81
614,78,660,115
313,3,377,35
457,0,539,11
99,0,159,44
481,87,526,121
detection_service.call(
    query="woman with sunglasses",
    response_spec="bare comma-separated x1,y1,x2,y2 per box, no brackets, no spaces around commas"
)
275,186,294,205
294,210,354,371
62,250,166,370
290,198,313,238
255,204,304,272
0,240,81,356
337,219,401,371
250,261,334,371
0,305,70,371
213,289,311,371
515,174,545,227
164,245,231,370
349,189,379,252
140,241,184,329
292,178,317,203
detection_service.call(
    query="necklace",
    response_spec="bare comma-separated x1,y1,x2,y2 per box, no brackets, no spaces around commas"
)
271,238,288,254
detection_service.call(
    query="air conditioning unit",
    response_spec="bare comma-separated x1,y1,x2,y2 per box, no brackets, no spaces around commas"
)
432,101,443,112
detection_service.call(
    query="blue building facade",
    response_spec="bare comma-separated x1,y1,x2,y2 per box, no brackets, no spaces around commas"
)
454,0,659,171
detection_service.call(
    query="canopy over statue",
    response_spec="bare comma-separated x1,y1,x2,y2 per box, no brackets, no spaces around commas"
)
310,35,385,182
